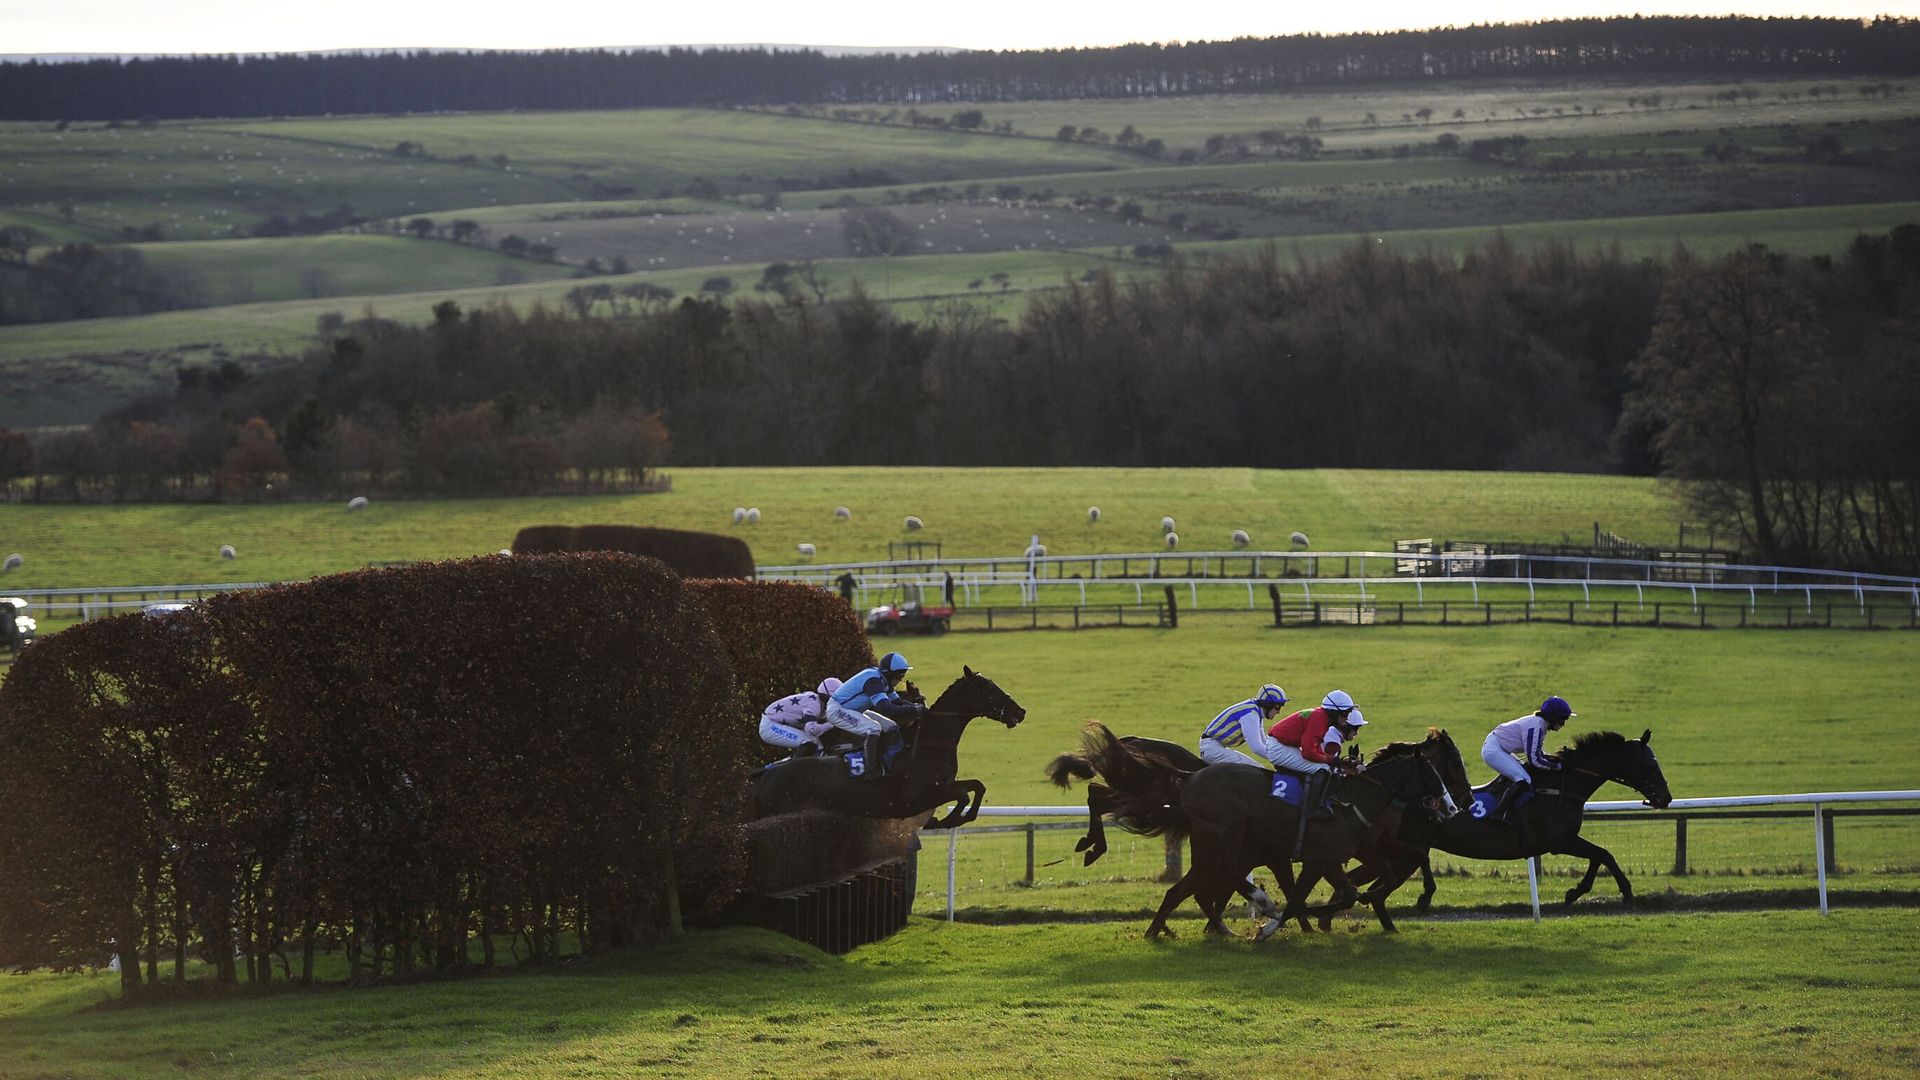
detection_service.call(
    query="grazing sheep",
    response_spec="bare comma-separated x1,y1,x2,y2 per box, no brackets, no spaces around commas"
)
1164,532,1179,549
1161,516,1176,533
904,516,924,531
1291,531,1310,548
1232,529,1251,547
834,506,852,521
1,553,20,573
732,507,747,524
1087,506,1101,523
346,496,369,511
745,507,761,524
497,549,513,556
219,544,237,560
797,543,816,557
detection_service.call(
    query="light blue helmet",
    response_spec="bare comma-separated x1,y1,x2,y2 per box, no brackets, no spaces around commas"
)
879,652,911,677
1255,683,1289,708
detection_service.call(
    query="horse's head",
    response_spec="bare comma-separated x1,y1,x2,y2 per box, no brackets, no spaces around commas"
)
1422,727,1472,816
930,665,1026,728
1564,729,1673,809
1365,736,1462,821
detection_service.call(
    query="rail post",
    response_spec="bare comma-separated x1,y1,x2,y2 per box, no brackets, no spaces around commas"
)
1269,583,1282,627
946,828,959,923
1822,808,1836,874
1527,856,1542,923
1164,585,1178,629
1161,834,1183,883
1813,802,1829,916
1672,816,1689,875
1025,823,1036,886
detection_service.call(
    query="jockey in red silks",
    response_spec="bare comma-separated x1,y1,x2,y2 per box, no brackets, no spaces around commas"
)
1267,690,1367,815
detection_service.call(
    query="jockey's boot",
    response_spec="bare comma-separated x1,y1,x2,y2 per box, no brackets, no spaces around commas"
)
1304,769,1336,819
1490,781,1530,825
860,734,888,780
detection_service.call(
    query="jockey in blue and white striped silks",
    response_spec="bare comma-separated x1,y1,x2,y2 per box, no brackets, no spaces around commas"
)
1198,683,1290,768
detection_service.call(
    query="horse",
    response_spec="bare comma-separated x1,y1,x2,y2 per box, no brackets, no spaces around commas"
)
1045,722,1283,922
751,666,1025,829
1147,729,1471,940
1325,729,1674,928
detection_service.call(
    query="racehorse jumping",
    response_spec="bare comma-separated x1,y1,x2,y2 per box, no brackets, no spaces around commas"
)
1045,721,1283,925
1153,729,1472,940
752,666,1025,829
1329,729,1674,928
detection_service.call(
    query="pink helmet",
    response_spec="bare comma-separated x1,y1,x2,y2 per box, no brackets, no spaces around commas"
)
816,677,844,695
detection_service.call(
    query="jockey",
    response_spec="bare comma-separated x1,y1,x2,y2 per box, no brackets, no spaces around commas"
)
758,677,843,756
827,651,915,778
1198,683,1291,767
1267,690,1367,816
1482,695,1574,823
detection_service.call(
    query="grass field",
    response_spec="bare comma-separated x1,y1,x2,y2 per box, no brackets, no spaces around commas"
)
0,914,1915,1078
0,466,1693,588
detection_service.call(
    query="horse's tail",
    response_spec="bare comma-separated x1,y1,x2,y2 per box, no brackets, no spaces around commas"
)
1078,721,1193,842
1044,750,1096,789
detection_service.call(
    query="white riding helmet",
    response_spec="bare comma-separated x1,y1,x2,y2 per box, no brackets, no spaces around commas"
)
1345,708,1366,727
1322,689,1356,713
816,677,844,695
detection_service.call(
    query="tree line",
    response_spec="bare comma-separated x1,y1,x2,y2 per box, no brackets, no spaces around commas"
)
4,228,1914,571
1,17,1914,121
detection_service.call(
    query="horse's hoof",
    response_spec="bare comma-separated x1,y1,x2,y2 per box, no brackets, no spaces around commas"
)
1563,889,1582,907
1316,917,1333,932
1414,898,1432,914
1074,836,1093,852
1254,917,1284,942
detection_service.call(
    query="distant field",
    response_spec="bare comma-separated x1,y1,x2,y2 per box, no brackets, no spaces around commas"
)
135,233,577,305
0,466,1690,589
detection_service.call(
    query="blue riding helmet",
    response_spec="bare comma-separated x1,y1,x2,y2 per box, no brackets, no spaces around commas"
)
879,652,911,677
1540,695,1576,722
1255,683,1289,708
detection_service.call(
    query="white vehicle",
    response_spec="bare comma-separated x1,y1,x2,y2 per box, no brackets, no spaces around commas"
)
1,597,36,651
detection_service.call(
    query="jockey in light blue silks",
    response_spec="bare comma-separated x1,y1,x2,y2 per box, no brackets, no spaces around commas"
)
759,677,844,756
828,651,916,779
1482,695,1574,823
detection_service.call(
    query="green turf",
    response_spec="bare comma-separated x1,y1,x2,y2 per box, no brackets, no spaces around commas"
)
0,914,1914,1078
134,233,578,304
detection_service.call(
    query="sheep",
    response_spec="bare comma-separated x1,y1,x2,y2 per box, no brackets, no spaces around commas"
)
834,506,852,521
1291,531,1310,549
219,544,237,560
1161,516,1176,534
797,543,817,558
1164,532,1179,549
346,496,369,511
904,516,924,531
1232,529,1250,548
731,507,747,524
1087,506,1101,523
745,507,761,524
497,549,513,556
1,553,20,573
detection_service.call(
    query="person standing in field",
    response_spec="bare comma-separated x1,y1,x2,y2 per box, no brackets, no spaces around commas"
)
1482,696,1574,823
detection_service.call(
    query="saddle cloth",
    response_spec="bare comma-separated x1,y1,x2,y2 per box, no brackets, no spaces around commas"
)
1268,770,1308,807
1469,777,1537,820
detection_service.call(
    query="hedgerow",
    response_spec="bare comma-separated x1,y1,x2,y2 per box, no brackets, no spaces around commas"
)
512,524,755,578
0,552,745,993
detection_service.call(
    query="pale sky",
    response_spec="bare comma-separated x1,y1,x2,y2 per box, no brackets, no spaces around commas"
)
4,0,1912,56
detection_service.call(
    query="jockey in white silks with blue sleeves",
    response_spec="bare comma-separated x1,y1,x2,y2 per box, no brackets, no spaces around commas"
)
1482,695,1574,823
1198,683,1292,767
828,651,915,779
759,677,843,755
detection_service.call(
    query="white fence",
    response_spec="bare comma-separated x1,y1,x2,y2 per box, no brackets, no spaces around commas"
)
928,790,1920,923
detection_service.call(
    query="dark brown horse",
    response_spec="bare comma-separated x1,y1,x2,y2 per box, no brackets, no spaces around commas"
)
1045,722,1282,925
1150,730,1472,939
1328,729,1674,928
752,666,1025,828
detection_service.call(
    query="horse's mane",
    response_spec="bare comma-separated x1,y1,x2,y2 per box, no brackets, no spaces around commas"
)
1563,730,1630,755
1366,739,1426,765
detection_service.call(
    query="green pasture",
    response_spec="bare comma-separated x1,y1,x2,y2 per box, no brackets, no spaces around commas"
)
0,914,1915,1078
0,466,1691,588
135,233,577,305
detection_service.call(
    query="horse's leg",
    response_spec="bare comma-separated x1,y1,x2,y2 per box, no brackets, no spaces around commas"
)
1553,834,1634,906
1339,857,1423,933
1258,864,1323,941
924,780,986,830
1076,785,1112,865
1146,869,1203,940
1416,853,1436,914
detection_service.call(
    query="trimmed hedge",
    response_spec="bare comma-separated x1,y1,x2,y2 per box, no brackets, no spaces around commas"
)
0,553,744,992
511,524,754,579
688,579,873,766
